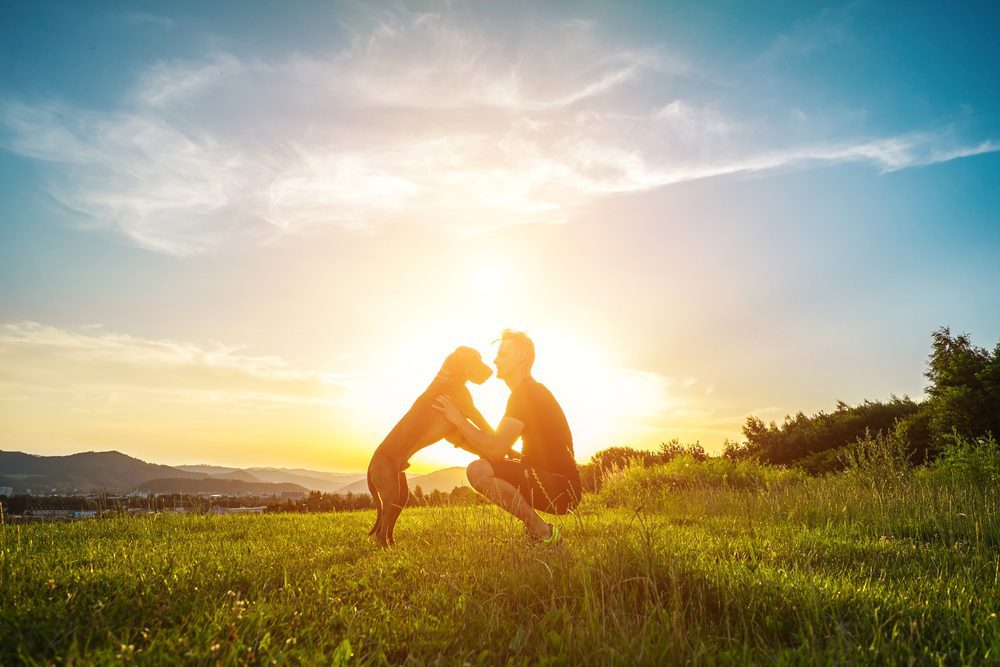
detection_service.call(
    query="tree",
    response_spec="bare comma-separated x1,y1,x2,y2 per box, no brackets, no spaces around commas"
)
7,494,27,515
656,439,707,462
924,327,1000,449
590,446,656,474
721,439,747,460
738,398,920,468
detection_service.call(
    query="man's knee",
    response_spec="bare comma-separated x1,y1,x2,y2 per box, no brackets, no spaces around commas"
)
466,459,494,489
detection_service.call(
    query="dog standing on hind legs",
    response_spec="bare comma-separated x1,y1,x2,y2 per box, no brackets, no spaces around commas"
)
367,346,494,547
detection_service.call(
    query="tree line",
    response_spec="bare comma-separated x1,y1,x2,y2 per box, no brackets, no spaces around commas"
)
267,485,486,513
734,327,999,471
583,327,1000,477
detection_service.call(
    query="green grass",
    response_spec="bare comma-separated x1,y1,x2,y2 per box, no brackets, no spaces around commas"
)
3,464,999,665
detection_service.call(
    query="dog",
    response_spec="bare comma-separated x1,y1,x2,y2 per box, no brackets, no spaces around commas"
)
367,346,494,547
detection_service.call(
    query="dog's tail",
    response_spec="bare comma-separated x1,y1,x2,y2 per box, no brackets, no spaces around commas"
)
367,466,382,536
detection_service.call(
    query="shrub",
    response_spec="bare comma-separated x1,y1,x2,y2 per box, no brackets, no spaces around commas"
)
587,440,707,491
597,455,806,510
919,432,1000,486
840,427,911,486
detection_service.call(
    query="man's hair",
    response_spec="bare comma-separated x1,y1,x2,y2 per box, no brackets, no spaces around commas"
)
497,329,535,367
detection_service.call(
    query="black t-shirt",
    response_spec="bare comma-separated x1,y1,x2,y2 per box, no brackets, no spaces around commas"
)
504,378,579,478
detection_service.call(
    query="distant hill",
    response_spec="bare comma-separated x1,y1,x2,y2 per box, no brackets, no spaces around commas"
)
0,450,204,494
339,466,469,496
175,465,365,492
208,469,263,483
174,464,240,477
139,477,309,496
247,467,365,486
243,468,362,492
0,449,458,496
409,467,471,494
174,465,265,483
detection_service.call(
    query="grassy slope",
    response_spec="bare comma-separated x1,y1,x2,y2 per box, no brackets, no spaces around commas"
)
2,470,999,665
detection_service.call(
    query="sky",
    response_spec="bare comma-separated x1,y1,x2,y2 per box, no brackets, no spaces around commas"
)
1,1,998,473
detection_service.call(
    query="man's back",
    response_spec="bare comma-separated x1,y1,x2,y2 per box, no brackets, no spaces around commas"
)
505,378,578,479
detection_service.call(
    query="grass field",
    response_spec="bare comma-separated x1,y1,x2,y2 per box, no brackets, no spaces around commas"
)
3,454,999,665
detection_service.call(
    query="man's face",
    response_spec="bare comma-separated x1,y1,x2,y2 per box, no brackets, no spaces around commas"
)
493,341,518,380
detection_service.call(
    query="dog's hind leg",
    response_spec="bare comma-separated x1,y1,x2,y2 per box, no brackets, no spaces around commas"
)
370,462,399,548
367,466,382,537
385,470,409,546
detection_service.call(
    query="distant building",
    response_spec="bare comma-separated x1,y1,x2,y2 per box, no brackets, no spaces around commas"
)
210,506,266,515
19,509,98,521
0,486,12,497
25,509,76,519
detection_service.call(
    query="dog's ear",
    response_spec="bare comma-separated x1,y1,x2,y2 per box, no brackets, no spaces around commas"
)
453,346,477,377
441,348,465,376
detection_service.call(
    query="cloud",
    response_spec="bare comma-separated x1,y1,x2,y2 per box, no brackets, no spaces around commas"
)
0,10,995,254
0,321,354,407
762,3,858,60
655,132,1000,180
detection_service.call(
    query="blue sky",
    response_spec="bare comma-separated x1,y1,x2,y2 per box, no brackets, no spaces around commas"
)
1,1,998,471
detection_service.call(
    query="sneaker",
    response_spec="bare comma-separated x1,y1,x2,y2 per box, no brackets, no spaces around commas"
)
539,523,562,546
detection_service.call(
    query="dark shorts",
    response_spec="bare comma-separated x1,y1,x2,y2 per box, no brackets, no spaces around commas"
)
489,459,582,515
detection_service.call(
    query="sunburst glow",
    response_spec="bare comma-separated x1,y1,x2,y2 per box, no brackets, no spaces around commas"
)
343,314,673,473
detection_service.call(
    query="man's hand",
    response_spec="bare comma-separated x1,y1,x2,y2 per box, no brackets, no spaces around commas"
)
433,394,464,425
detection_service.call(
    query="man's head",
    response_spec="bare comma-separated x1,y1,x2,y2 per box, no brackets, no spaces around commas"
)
493,329,535,381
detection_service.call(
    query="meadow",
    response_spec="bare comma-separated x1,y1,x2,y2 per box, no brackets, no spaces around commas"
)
3,440,999,665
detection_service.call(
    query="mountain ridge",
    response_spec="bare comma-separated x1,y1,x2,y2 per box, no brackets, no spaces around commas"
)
0,450,467,496
338,466,470,496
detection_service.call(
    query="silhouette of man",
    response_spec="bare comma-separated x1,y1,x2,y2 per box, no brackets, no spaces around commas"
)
433,329,582,543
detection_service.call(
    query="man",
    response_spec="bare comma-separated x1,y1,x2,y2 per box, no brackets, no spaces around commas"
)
433,329,582,544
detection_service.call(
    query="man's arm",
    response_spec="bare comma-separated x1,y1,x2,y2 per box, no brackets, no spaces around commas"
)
433,394,523,460
464,404,495,436
464,405,521,460
441,397,497,456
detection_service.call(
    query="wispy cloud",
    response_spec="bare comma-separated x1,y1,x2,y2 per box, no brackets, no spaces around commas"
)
0,321,353,407
0,10,995,254
762,4,858,60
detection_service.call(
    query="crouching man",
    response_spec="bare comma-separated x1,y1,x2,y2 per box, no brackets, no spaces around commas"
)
433,329,582,544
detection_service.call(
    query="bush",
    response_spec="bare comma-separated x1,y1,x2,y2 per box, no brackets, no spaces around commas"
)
840,428,911,486
597,455,807,510
793,446,850,475
587,440,707,491
919,432,1000,486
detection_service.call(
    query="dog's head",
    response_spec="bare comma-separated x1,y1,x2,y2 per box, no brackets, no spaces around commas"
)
442,346,493,385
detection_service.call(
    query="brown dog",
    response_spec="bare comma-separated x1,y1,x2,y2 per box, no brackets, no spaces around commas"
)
367,346,493,547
